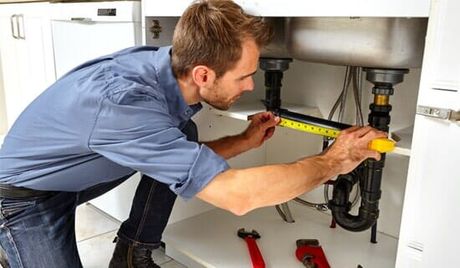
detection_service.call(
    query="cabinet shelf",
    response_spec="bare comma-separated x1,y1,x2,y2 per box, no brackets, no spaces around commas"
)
207,101,322,121
391,125,414,156
163,204,397,268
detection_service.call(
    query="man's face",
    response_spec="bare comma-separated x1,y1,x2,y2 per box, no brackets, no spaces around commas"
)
200,39,260,110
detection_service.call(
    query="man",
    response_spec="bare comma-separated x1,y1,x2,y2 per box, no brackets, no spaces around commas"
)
0,0,386,267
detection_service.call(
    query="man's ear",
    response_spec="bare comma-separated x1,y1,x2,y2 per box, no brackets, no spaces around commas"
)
191,65,216,87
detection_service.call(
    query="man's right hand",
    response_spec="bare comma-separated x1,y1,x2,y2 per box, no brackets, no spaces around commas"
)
321,126,388,175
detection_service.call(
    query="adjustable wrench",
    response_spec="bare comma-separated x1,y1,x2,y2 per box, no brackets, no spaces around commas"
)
295,239,330,268
237,228,265,268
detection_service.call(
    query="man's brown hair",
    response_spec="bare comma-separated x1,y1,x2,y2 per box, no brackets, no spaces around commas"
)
171,0,272,78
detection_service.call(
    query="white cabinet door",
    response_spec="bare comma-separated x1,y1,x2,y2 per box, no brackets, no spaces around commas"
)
0,3,55,130
396,0,460,267
0,8,21,130
417,0,460,109
20,13,55,112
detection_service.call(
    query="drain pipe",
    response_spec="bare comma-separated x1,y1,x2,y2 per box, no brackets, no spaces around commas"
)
260,58,296,223
259,57,292,112
329,68,408,232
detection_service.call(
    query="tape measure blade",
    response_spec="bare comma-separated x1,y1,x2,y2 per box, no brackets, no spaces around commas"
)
280,118,396,153
279,118,339,138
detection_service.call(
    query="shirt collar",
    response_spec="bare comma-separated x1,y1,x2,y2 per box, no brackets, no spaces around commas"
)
155,46,202,122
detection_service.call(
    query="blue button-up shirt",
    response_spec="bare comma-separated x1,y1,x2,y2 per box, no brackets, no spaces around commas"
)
0,46,229,199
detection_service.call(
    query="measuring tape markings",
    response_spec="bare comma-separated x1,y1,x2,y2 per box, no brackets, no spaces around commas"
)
279,118,340,138
278,117,395,153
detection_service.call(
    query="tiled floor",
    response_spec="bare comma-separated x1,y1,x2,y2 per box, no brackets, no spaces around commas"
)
76,203,186,268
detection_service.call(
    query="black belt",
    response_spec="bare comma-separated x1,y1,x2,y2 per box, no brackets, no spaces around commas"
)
0,183,56,199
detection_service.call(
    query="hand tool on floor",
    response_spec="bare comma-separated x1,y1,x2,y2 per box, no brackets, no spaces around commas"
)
237,228,266,268
295,239,330,268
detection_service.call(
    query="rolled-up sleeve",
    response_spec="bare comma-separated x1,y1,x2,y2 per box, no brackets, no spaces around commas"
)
89,92,230,198
175,143,229,198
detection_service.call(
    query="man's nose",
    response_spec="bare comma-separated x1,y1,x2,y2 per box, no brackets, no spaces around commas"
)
243,77,255,92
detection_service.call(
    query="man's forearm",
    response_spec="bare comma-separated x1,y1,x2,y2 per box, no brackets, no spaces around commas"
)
203,111,278,159
197,126,387,216
197,154,337,215
203,134,252,160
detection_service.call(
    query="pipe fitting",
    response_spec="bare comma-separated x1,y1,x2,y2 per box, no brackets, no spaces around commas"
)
260,58,292,111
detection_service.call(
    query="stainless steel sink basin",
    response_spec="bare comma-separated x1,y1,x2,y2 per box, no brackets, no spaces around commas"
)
262,17,427,68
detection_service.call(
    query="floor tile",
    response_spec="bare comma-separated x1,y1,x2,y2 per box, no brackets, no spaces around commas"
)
152,247,172,265
75,203,120,242
77,230,117,268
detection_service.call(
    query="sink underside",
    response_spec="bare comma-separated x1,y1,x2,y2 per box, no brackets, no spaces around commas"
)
262,17,428,68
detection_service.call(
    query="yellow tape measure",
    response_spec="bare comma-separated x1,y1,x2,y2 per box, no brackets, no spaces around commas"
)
279,118,341,138
278,117,395,153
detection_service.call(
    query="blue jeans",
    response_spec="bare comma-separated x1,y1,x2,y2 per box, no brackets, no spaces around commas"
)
0,121,197,268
